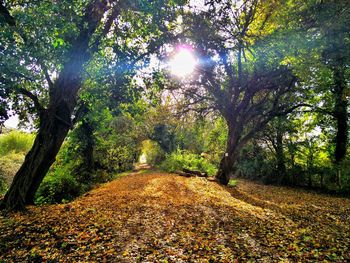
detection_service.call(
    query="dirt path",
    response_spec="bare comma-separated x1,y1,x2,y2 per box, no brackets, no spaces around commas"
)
1,170,349,262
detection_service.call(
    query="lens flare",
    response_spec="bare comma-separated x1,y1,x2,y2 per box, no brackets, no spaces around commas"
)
169,46,197,77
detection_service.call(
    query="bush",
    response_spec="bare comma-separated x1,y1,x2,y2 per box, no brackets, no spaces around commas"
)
339,158,350,192
160,150,218,176
228,179,238,187
0,131,34,156
35,167,81,204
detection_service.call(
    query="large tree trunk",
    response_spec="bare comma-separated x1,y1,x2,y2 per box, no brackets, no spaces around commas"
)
333,65,347,189
1,69,85,210
216,122,241,185
1,112,72,210
216,154,237,185
333,66,348,165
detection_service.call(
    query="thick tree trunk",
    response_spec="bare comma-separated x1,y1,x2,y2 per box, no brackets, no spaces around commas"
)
333,66,348,165
216,123,241,185
216,154,237,185
332,65,347,189
0,0,112,211
1,112,71,210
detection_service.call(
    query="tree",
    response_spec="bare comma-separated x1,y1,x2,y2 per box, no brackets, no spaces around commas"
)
302,1,349,187
257,116,289,184
180,0,301,184
1,0,114,210
68,6,183,177
305,1,349,165
0,0,185,210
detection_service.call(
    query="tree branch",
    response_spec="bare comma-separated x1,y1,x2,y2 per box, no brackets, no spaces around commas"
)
37,60,54,91
0,0,15,26
16,87,45,113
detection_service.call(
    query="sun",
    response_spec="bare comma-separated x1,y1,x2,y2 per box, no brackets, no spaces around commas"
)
169,46,197,77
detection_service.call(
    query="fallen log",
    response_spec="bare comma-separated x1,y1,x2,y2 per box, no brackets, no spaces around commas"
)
175,168,208,178
175,171,193,177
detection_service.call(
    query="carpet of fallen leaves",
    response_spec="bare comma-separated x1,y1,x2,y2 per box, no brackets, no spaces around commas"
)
1,169,350,262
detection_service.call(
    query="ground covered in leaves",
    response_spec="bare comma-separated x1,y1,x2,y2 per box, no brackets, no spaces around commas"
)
1,169,350,262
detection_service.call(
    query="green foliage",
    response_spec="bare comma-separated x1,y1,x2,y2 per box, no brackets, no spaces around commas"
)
140,140,165,166
174,119,206,154
228,179,237,188
35,166,81,204
94,115,139,172
203,117,228,164
0,174,7,195
236,143,276,182
0,131,34,156
0,178,6,195
0,131,31,193
151,124,176,153
0,138,28,194
34,111,141,204
160,150,217,176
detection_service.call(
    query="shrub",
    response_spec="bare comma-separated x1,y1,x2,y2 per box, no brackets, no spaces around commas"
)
228,179,238,187
160,150,217,176
339,158,350,193
35,167,81,204
0,131,34,156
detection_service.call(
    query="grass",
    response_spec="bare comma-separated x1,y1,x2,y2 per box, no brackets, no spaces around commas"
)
0,131,33,194
0,152,25,194
0,131,34,156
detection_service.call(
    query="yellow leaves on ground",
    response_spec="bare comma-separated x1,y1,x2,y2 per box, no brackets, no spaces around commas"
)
1,170,350,262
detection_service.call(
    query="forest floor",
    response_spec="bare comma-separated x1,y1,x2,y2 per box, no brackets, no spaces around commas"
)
1,168,350,262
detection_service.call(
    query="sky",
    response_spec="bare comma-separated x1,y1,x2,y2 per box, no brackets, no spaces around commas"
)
4,114,19,129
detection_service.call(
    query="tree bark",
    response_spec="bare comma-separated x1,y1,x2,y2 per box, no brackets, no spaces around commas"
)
330,58,348,190
216,154,237,185
333,65,348,165
216,122,241,185
1,113,72,209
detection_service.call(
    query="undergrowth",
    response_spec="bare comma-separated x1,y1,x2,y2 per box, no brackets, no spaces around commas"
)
160,149,217,176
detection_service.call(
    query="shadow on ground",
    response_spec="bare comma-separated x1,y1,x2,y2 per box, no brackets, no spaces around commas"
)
1,169,349,262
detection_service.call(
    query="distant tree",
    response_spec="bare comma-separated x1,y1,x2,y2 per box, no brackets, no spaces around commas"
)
298,1,350,186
